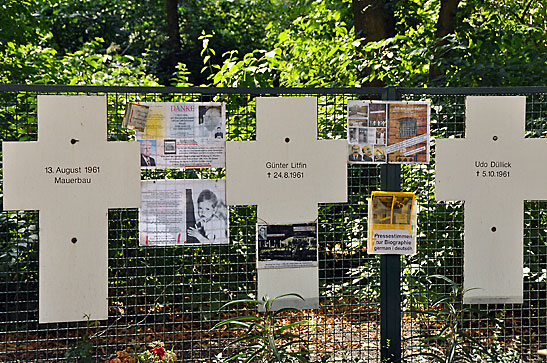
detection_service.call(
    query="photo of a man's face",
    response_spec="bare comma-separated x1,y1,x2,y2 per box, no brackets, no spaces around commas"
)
141,141,153,157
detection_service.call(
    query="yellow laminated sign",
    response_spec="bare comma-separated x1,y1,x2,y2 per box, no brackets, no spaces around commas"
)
367,191,417,255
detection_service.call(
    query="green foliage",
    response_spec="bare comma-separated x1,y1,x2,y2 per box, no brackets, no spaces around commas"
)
207,0,434,87
4,0,546,87
406,275,520,363
0,0,159,85
354,0,547,87
0,0,43,47
64,315,100,362
35,0,292,84
0,35,158,85
55,38,158,86
202,0,547,88
268,0,360,87
39,0,162,55
355,0,438,86
210,0,363,88
213,294,311,362
178,0,284,85
435,1,547,86
0,192,39,322
65,334,93,362
38,0,173,83
0,37,57,84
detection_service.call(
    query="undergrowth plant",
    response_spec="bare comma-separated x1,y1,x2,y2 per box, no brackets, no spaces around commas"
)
110,341,177,363
64,314,99,363
406,275,519,362
213,293,311,362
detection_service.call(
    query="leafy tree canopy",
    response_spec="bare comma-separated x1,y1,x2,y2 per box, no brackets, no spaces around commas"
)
1,0,546,87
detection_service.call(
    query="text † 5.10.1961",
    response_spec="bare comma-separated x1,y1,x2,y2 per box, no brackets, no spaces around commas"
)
477,170,510,178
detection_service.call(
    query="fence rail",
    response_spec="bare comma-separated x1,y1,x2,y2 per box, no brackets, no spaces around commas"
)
1,85,546,362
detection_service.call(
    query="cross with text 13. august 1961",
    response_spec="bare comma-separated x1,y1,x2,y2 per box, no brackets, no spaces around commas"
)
3,96,140,323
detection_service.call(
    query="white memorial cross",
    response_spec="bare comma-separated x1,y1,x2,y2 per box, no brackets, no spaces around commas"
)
435,96,547,304
226,97,347,309
3,96,140,323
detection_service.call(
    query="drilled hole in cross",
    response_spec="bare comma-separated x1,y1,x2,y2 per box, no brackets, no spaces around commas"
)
71,237,78,243
71,138,79,144
285,137,290,143
492,136,498,141
491,227,497,232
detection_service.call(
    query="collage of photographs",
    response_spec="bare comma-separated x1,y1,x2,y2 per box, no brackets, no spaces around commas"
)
347,100,430,164
348,102,387,163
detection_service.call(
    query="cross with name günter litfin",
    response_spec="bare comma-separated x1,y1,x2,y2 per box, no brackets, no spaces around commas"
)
226,97,347,225
226,97,347,310
435,96,547,304
2,96,140,323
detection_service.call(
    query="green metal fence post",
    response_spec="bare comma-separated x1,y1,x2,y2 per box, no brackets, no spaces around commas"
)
380,86,402,362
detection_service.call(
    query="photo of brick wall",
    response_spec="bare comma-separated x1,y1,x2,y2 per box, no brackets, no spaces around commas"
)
387,103,429,163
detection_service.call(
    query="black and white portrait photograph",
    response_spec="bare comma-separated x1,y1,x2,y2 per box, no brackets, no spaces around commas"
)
198,105,224,139
185,180,228,244
139,179,228,246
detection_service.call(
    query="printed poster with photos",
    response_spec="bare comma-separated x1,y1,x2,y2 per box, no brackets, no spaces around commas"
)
139,179,228,246
257,223,318,269
367,191,417,255
347,100,430,164
136,102,226,169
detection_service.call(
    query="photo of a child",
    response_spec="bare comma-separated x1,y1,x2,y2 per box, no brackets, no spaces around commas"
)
140,179,228,246
186,187,228,244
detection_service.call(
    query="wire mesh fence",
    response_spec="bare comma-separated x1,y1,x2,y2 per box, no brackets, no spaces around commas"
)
0,85,546,362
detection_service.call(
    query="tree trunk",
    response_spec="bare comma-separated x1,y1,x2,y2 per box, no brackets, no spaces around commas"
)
164,0,182,84
429,0,461,83
352,0,396,86
353,0,395,42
